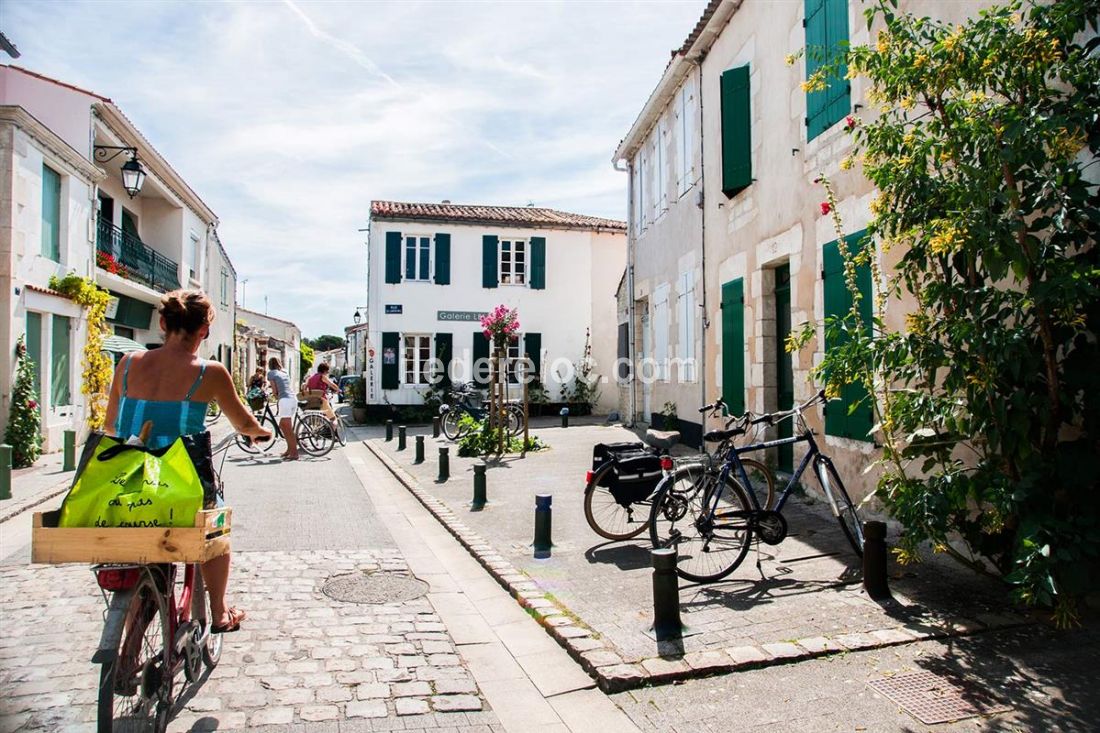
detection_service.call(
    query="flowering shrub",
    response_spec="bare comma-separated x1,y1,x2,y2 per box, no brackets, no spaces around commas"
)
96,250,128,278
49,273,113,429
4,336,42,467
480,305,519,350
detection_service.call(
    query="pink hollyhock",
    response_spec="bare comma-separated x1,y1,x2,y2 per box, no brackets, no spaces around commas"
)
820,201,832,215
845,116,856,131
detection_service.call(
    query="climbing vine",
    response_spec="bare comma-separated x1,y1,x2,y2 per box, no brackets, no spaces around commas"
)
49,274,113,430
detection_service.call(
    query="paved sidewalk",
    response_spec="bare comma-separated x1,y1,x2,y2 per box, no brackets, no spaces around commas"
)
368,423,1031,692
2,449,76,523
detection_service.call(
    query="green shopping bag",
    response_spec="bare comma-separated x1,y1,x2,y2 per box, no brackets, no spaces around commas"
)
58,432,220,529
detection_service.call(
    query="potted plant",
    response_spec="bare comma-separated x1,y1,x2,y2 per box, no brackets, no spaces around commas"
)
348,378,368,423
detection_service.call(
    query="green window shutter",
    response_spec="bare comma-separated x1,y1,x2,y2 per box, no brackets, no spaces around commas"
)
25,312,42,402
41,165,61,261
385,232,402,284
434,233,451,285
482,235,499,288
822,231,872,440
720,278,745,416
805,0,850,141
720,65,752,197
472,331,490,386
51,315,71,407
524,332,542,382
381,331,399,389
529,237,546,289
804,0,828,140
434,332,452,388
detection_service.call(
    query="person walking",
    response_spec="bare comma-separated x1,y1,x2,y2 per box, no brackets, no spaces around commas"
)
268,356,299,460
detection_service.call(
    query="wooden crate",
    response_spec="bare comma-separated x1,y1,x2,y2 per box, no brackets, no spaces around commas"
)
32,508,232,565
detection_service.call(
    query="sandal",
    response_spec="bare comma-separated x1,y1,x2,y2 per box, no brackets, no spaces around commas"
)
211,607,247,634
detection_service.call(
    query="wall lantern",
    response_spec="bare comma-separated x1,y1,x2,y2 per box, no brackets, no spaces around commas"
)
352,310,362,325
94,145,147,198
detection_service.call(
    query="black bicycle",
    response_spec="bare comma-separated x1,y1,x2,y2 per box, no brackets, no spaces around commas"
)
235,397,335,457
648,390,864,583
439,382,522,440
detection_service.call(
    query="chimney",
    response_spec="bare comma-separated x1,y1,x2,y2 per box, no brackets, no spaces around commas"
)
441,199,451,204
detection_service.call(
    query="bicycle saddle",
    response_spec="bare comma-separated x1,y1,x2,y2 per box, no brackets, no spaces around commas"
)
297,400,309,408
703,427,745,443
644,429,680,451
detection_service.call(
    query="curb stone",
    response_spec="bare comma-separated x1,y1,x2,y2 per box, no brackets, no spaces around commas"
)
363,439,1034,693
0,479,71,524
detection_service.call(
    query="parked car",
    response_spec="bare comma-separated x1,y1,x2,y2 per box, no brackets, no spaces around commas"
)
337,375,360,403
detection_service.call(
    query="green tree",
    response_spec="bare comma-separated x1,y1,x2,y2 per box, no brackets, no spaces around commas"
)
306,335,345,352
300,342,315,373
5,336,43,468
793,0,1100,620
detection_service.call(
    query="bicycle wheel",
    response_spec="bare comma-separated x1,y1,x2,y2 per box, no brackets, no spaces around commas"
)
815,456,864,557
738,457,777,511
192,569,222,669
236,413,278,454
334,416,347,447
648,464,753,583
504,405,522,437
98,573,172,733
441,409,463,440
297,413,335,457
584,463,651,540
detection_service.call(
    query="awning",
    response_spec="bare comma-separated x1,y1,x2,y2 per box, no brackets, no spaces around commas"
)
101,335,148,354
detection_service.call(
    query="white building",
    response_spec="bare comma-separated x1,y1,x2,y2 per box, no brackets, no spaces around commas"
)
0,65,237,450
236,307,302,389
313,347,346,376
364,201,626,412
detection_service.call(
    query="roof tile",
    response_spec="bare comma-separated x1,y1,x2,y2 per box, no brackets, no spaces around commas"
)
370,200,625,232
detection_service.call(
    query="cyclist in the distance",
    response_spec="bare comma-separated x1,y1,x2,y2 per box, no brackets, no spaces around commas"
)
267,356,300,461
303,362,340,421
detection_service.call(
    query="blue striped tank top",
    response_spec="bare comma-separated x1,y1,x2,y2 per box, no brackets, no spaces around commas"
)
114,356,208,449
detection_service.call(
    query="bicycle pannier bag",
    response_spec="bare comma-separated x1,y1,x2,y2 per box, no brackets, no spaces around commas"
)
58,431,221,529
590,442,662,506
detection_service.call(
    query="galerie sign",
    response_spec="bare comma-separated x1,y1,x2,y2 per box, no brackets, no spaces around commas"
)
437,311,488,322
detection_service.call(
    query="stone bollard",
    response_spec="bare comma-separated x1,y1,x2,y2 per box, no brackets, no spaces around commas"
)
862,521,891,600
385,420,393,442
472,462,487,511
432,416,441,439
438,446,449,482
63,430,76,472
397,425,407,451
414,435,425,464
649,548,683,641
533,494,552,558
0,444,11,500
560,406,569,429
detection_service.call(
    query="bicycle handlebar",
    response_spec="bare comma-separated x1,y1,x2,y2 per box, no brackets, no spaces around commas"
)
698,398,726,415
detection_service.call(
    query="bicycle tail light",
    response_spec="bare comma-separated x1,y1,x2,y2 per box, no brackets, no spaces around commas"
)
585,470,594,484
96,568,141,592
660,457,674,471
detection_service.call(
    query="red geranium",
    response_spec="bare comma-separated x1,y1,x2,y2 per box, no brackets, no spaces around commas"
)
820,201,832,215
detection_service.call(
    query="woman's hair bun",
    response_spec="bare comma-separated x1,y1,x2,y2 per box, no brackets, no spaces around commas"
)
160,289,214,335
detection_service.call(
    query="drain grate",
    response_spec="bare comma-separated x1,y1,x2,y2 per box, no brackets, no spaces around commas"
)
322,571,429,604
868,670,1011,725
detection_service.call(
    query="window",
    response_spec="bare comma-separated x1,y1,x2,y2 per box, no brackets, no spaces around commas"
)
187,233,201,280
51,315,71,407
653,284,670,381
676,77,697,196
805,0,851,141
499,239,527,285
637,147,648,231
657,118,670,213
41,164,61,261
677,272,696,382
505,335,521,383
220,268,230,307
822,231,873,440
404,235,431,281
403,334,431,385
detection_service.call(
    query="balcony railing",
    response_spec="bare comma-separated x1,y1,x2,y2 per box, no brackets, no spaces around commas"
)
96,216,180,293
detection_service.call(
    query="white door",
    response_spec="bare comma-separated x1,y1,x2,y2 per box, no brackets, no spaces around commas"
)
640,309,652,422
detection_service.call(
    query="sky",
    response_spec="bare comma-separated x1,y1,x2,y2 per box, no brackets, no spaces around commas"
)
4,0,704,338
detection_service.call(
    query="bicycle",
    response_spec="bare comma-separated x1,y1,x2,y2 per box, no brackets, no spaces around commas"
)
583,400,774,541
439,382,522,440
92,433,241,732
235,397,336,457
648,390,865,583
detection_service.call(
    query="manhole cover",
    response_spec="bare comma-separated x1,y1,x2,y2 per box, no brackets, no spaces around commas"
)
322,571,429,604
868,671,1011,724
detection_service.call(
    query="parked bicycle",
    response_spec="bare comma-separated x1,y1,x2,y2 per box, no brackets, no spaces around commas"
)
92,433,241,732
235,397,337,457
439,382,522,440
648,390,865,583
583,400,774,541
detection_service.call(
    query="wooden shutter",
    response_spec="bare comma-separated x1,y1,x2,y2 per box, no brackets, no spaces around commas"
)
720,278,745,416
805,0,849,141
822,231,873,440
523,332,541,383
381,331,399,389
720,65,752,197
41,165,61,261
434,332,452,387
472,331,490,386
384,232,402,284
529,237,546,289
434,233,451,285
482,235,498,288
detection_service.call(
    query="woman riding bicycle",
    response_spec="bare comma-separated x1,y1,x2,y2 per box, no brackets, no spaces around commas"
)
303,362,339,421
103,289,271,634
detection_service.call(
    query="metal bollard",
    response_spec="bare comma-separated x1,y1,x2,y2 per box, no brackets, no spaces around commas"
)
533,494,552,558
472,462,487,511
63,430,76,472
414,435,425,464
432,416,441,439
0,444,11,500
560,406,569,429
650,548,683,641
397,425,407,451
385,420,393,442
862,521,891,600
438,446,449,482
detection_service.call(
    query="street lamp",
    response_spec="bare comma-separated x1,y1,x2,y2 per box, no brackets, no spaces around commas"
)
94,145,147,198
351,306,368,374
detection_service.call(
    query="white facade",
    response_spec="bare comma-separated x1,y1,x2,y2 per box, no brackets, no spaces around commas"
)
365,203,626,412
237,307,302,389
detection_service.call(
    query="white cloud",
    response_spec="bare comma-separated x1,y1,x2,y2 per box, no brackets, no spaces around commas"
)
5,0,704,337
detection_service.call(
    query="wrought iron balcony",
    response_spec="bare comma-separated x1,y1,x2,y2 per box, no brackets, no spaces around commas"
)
96,216,180,293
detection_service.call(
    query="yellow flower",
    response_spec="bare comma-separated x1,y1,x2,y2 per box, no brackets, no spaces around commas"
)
913,52,929,69
928,222,965,256
840,157,854,171
825,384,842,400
801,71,827,93
870,194,886,215
897,155,913,168
785,53,797,67
903,131,916,147
1011,12,1022,24
876,31,890,54
900,97,915,110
